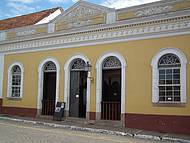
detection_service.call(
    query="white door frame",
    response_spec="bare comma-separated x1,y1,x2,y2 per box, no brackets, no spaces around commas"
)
37,57,60,112
64,54,91,117
96,52,126,119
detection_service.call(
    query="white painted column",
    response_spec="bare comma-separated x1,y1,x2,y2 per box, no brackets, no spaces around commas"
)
121,66,126,114
0,54,4,99
64,69,70,111
152,66,159,103
48,23,55,33
106,11,116,24
96,68,102,113
86,71,91,113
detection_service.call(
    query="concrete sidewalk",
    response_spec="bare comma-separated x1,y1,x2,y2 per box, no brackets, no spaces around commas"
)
0,115,189,143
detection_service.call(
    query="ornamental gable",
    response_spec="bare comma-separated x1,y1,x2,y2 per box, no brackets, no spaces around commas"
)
54,1,114,31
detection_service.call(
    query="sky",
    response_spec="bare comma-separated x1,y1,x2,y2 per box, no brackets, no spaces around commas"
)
0,0,161,20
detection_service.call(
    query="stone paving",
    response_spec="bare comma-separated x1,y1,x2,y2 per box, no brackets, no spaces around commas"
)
0,119,167,143
0,115,190,143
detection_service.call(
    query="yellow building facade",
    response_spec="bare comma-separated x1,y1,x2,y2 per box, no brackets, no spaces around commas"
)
0,0,190,134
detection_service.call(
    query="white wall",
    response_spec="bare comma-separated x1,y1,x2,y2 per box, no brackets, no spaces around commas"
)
35,9,62,25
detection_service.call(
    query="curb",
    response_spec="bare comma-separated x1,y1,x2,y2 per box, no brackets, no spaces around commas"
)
162,137,190,143
0,116,190,143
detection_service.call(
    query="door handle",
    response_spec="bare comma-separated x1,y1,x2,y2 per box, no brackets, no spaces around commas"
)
113,93,117,96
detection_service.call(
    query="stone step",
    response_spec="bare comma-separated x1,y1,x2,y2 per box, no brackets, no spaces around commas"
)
95,120,123,127
65,117,88,124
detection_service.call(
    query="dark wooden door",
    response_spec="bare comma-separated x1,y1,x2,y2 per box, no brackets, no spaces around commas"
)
79,71,87,118
69,71,87,118
69,71,80,117
42,72,56,115
102,69,121,120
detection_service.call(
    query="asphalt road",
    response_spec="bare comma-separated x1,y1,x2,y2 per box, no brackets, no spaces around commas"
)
0,120,168,143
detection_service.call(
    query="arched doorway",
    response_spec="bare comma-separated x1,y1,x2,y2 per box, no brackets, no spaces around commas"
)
69,58,88,118
101,56,121,120
42,61,57,115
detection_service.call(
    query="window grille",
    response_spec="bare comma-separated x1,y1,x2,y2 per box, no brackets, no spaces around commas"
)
71,58,86,71
11,65,21,97
102,56,121,70
158,54,181,102
44,61,56,72
158,53,181,68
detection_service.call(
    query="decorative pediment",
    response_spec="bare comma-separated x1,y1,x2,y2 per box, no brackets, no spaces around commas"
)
64,5,102,21
55,0,114,31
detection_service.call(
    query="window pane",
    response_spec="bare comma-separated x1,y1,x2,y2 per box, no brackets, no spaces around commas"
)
166,80,172,84
159,96,165,101
159,80,165,84
159,86,166,101
173,69,180,74
166,86,172,91
173,80,180,84
166,74,172,80
159,74,165,80
166,69,172,74
174,86,180,90
159,86,165,91
159,69,165,74
174,91,180,96
12,86,20,97
166,96,173,101
159,91,165,96
174,96,180,101
166,91,172,96
173,74,180,80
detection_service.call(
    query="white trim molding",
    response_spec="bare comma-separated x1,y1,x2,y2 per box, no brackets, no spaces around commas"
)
1,12,190,54
35,9,62,25
96,52,126,118
151,48,187,103
37,57,60,110
0,54,4,99
7,62,24,99
64,54,91,117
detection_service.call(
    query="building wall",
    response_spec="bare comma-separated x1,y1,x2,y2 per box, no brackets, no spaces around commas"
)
2,34,190,132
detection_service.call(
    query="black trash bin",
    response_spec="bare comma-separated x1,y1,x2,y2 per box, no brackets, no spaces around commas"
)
53,102,66,121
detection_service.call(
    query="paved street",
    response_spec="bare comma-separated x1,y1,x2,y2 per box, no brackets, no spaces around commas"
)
0,119,169,143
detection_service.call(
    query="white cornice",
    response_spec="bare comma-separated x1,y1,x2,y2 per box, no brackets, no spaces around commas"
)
2,22,190,54
0,10,190,54
1,9,190,45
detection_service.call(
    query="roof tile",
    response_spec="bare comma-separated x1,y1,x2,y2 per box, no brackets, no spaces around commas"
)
0,7,63,31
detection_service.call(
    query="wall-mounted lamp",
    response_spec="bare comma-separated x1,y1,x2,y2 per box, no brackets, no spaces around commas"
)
85,61,94,82
84,61,92,72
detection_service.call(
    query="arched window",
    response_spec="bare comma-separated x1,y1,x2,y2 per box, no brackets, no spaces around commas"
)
102,56,121,70
158,54,181,102
8,63,24,98
43,61,56,72
151,48,187,103
70,58,86,71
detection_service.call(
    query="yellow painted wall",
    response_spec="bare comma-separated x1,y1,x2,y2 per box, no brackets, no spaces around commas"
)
2,35,190,115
